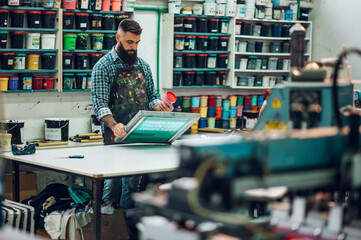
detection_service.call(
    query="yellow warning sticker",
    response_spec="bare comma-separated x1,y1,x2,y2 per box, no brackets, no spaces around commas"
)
271,97,282,108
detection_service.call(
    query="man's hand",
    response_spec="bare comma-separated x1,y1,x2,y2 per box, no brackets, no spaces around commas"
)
111,123,127,138
152,102,174,112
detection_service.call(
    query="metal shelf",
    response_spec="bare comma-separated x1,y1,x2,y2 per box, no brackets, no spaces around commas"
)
63,29,116,34
174,14,232,19
174,50,231,54
172,85,231,89
234,70,289,74
62,49,110,53
62,89,91,92
234,17,311,25
63,69,92,73
62,9,131,15
1,89,58,93
174,32,231,37
0,70,58,73
0,27,58,32
0,6,59,11
173,68,230,72
0,49,58,52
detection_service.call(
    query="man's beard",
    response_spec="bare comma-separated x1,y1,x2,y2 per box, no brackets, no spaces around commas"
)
116,42,138,66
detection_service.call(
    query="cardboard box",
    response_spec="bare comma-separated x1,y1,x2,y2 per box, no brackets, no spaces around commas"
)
4,172,37,203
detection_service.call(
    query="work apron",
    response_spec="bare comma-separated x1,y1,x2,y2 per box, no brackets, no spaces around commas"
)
104,66,150,145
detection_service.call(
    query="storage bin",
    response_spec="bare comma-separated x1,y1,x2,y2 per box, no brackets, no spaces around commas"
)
217,54,228,68
174,35,185,50
208,95,216,107
0,10,8,27
8,77,18,90
90,53,103,68
63,53,74,69
41,52,56,69
0,77,8,91
10,31,24,48
10,10,24,27
42,11,56,28
252,24,261,36
64,33,77,50
268,57,278,70
208,36,218,50
32,76,43,90
63,0,77,9
115,15,129,28
255,42,263,52
26,33,40,49
41,34,56,49
102,14,114,30
173,71,182,86
0,31,7,48
271,24,282,37
63,12,75,29
182,72,194,86
247,56,257,70
75,53,88,69
207,54,217,68
196,54,207,68
63,73,74,90
282,25,292,37
76,13,89,30
208,18,219,33
0,52,15,70
241,22,252,35
43,77,54,90
270,42,281,53
14,53,26,70
27,11,42,28
184,18,196,32
260,23,270,36
174,53,183,68
205,71,216,85
184,35,196,50
247,41,255,52
196,36,208,51
103,34,116,49
219,19,229,33
19,73,32,90
75,73,87,89
184,53,195,68
218,36,229,51
90,14,102,30
196,18,207,32
27,53,40,70
194,72,204,85
76,33,89,50
174,16,183,32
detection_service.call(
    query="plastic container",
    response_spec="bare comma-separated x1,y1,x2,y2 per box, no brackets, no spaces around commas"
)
0,52,15,70
78,0,89,9
63,12,75,29
0,10,8,27
191,96,200,108
196,36,208,51
63,0,77,9
42,11,56,28
115,14,129,28
90,53,103,68
203,2,216,16
200,95,208,107
63,73,74,90
8,77,18,90
174,53,183,68
238,41,247,52
217,54,228,68
75,73,87,89
194,72,204,85
208,18,219,33
199,118,207,128
271,24,282,37
0,77,8,90
10,10,25,28
247,56,257,70
247,41,255,52
27,11,42,28
218,36,229,51
18,74,32,90
216,71,227,85
196,18,207,32
26,33,40,49
174,16,183,32
64,33,77,50
43,0,54,8
103,34,116,49
285,10,293,21
241,22,252,35
102,14,114,30
282,42,290,53
41,52,56,69
216,3,226,16
32,76,43,90
10,31,24,48
63,53,74,69
255,42,263,53
184,18,196,32
102,0,111,11
75,53,88,69
235,20,242,34
270,42,281,53
199,107,208,118
173,71,182,86
281,25,292,37
205,71,216,85
76,13,89,30
0,31,7,48
43,77,54,90
14,53,26,70
174,35,185,50
41,34,56,49
27,53,40,70
208,36,218,50
184,53,195,68
260,23,270,36
112,0,122,11
219,19,229,33
183,72,194,86
268,57,278,70
90,13,102,30
182,96,191,108
76,33,89,50
196,54,207,68
208,95,216,107
207,54,217,68
184,35,196,50
253,24,261,36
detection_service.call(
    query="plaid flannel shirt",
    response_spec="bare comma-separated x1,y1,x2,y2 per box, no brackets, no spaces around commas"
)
91,47,160,126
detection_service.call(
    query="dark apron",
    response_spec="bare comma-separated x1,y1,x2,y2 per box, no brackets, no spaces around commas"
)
104,66,150,145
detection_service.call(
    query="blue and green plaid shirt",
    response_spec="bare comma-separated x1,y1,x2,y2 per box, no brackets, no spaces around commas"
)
91,47,160,124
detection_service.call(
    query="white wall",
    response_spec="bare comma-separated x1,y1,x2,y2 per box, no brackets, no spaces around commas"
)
310,0,361,80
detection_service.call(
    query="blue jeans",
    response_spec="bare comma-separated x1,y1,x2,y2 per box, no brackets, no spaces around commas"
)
102,176,142,209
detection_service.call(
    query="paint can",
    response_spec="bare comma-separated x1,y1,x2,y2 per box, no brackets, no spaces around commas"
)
44,118,70,141
0,120,25,144
91,115,101,133
0,133,12,150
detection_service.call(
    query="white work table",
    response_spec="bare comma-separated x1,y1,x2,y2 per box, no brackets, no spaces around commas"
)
1,143,180,240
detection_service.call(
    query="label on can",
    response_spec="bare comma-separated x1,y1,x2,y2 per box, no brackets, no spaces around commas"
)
65,20,71,26
81,23,87,28
65,59,71,65
1,40,6,43
175,56,182,68
221,22,229,33
184,24,192,29
207,57,216,68
14,57,25,70
23,77,32,90
87,77,91,89
175,39,184,50
45,127,61,141
221,41,227,47
235,24,241,35
83,59,87,68
32,38,40,47
8,0,20,6
8,59,13,65
189,39,195,50
35,21,40,25
245,117,257,129
81,0,89,9
82,77,87,89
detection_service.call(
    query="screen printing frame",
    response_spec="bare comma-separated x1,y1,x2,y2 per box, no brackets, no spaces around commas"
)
115,111,199,144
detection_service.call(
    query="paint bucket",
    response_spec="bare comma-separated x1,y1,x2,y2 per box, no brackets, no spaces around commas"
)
0,77,8,90
27,53,40,70
10,31,24,49
101,0,110,10
8,77,18,90
271,24,282,37
222,110,230,119
41,34,56,49
0,120,24,144
1,52,15,70
0,31,7,48
78,0,89,9
207,117,215,128
182,72,194,86
76,13,89,30
63,0,77,9
63,12,75,29
199,118,207,128
76,33,89,50
205,71,216,85
43,77,54,89
102,14,114,30
191,96,200,108
222,99,230,111
115,14,129,28
32,76,43,90
75,53,88,69
182,96,191,108
10,10,25,27
63,53,74,69
90,13,102,30
63,73,74,90
41,52,56,69
216,4,225,16
215,106,222,118
90,53,102,68
229,95,237,107
26,33,40,49
64,33,77,50
43,0,54,8
91,33,104,50
208,107,216,117
103,34,116,49
112,0,121,11
27,11,42,28
199,107,208,118
0,9,8,27
162,91,177,105
194,72,204,85
0,133,12,150
226,4,236,16
13,53,25,70
44,118,70,141
168,1,181,14
42,11,56,29
203,3,216,16
75,73,87,89
173,96,182,108
122,0,135,12
19,74,32,90
200,95,208,107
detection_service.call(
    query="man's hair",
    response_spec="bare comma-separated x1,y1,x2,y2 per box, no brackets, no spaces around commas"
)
118,19,143,35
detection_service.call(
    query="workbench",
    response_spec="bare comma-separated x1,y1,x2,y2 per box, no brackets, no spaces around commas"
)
1,143,180,240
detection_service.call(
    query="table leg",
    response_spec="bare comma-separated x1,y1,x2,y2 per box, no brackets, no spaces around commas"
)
12,161,19,202
92,178,102,240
